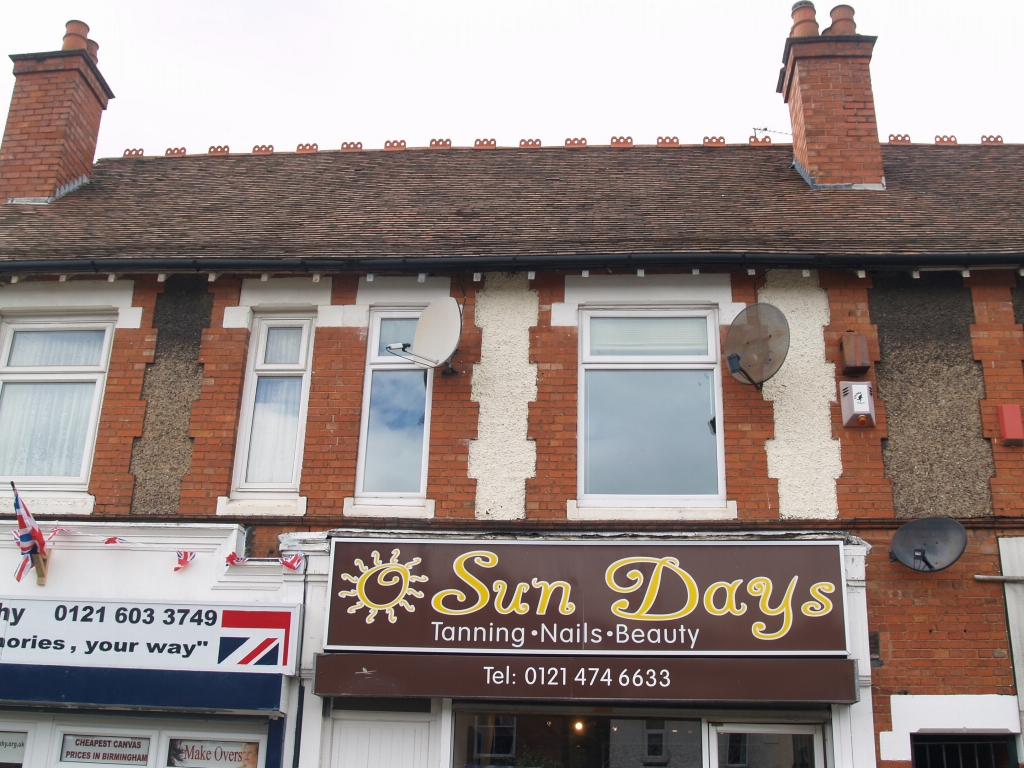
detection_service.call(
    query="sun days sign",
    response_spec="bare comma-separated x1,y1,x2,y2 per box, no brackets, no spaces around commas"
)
324,538,849,656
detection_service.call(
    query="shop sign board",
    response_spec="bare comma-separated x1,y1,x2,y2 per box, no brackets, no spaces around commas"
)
166,739,259,768
60,735,151,765
0,600,299,674
325,538,848,656
313,652,859,704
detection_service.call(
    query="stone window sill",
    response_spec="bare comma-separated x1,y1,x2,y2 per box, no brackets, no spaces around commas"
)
567,499,738,521
344,497,435,519
216,496,307,517
0,491,94,516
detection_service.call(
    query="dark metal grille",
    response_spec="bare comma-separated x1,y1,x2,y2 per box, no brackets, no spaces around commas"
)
911,735,1015,768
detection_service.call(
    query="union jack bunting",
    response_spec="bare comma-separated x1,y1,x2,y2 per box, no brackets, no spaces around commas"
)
174,551,196,572
225,552,249,567
103,536,129,545
279,552,305,571
13,484,46,582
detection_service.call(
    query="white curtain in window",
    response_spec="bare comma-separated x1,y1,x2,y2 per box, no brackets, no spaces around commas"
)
0,381,95,477
264,327,303,364
245,376,302,483
590,317,708,356
8,330,104,366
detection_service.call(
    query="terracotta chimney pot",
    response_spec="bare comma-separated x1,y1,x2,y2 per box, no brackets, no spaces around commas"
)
790,1,820,37
826,5,857,35
86,39,99,63
62,20,90,51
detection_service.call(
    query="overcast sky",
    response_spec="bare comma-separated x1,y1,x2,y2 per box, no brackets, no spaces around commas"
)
1,0,1021,160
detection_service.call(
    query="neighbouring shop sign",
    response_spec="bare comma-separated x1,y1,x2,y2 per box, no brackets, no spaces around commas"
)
325,538,848,656
167,740,259,768
60,735,150,764
0,600,299,674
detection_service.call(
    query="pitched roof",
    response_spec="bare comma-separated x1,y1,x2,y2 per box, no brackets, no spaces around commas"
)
0,144,1022,269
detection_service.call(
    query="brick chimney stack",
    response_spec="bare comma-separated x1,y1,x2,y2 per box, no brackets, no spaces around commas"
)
777,3,885,190
0,21,114,204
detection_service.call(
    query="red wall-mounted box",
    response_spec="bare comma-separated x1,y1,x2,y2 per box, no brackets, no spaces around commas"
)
998,404,1024,446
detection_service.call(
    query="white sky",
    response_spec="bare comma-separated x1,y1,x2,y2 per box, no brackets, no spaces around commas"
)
1,0,1021,160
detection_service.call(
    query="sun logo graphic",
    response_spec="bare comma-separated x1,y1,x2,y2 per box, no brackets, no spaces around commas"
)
339,549,429,624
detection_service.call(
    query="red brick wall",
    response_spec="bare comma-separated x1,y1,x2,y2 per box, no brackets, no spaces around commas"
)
88,277,158,515
526,272,576,518
966,271,1024,517
179,279,249,515
726,270,780,518
0,54,109,200
819,270,894,518
426,278,480,517
300,275,363,515
864,525,1014,752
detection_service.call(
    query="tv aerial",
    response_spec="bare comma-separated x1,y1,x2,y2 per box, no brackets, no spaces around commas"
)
889,517,967,572
723,303,791,391
386,296,463,371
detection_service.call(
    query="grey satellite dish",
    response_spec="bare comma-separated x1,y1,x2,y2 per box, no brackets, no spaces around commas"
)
723,303,791,391
386,297,462,368
889,517,967,572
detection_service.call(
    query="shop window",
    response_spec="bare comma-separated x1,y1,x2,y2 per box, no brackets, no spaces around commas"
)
356,310,432,501
233,316,315,494
0,730,27,768
455,711,702,768
578,309,724,507
713,725,822,768
911,735,1016,768
0,320,114,489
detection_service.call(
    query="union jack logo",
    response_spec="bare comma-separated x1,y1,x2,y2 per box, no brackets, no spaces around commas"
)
217,609,292,667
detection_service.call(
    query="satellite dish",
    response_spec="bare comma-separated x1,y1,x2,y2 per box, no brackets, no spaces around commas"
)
723,303,791,390
889,517,967,572
386,297,462,368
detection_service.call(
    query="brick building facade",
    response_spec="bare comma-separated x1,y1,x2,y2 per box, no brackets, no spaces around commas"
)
1,6,1023,768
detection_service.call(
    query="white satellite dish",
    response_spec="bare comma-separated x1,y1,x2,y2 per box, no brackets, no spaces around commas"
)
386,297,462,368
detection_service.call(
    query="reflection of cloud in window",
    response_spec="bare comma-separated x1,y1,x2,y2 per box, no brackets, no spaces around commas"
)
363,370,427,492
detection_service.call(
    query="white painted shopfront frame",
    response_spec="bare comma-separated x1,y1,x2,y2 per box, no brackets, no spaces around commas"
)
0,316,115,492
354,308,434,505
709,722,826,768
576,307,726,509
231,314,316,497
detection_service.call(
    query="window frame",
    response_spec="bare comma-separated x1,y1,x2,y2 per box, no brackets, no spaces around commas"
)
577,306,726,508
354,308,434,504
710,724,824,768
231,314,315,496
0,315,115,491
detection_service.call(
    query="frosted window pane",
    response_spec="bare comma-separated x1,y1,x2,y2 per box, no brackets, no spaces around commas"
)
263,327,303,364
717,733,815,768
245,376,302,483
363,369,427,492
378,318,418,356
0,382,94,477
590,317,708,356
584,370,718,495
8,330,105,366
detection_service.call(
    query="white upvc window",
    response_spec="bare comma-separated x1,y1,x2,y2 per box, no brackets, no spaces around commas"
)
232,315,315,495
577,308,725,508
710,723,825,768
0,317,115,490
355,309,433,502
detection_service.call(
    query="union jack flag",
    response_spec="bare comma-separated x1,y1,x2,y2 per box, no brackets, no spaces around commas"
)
279,552,305,571
174,551,196,572
12,484,46,582
104,536,129,545
225,552,249,567
217,609,292,667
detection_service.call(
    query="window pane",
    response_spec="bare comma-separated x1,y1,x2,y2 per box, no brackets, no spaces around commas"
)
378,318,419,356
585,369,718,495
8,330,105,366
0,382,94,476
362,369,427,493
245,376,302,483
590,317,708,356
717,733,813,768
263,327,303,364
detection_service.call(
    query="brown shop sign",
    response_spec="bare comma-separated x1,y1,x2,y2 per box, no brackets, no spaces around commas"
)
324,538,848,656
